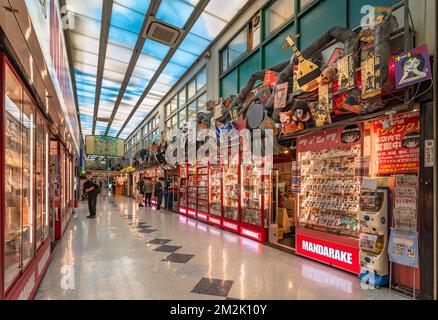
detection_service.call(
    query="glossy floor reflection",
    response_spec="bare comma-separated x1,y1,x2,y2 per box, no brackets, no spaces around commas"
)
35,195,404,300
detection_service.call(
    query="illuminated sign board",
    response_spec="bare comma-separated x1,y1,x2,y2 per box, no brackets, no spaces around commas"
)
85,136,125,158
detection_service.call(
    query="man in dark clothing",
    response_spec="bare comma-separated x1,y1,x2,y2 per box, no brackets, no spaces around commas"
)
84,172,99,219
155,177,165,211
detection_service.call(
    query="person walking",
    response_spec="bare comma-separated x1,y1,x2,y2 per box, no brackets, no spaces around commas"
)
138,177,145,207
143,177,153,207
84,172,100,219
154,177,165,211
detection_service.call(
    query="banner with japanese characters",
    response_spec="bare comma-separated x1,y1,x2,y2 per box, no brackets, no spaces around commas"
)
372,112,420,176
297,124,363,153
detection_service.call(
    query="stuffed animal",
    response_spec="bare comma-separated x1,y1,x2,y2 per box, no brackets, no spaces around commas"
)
276,111,304,135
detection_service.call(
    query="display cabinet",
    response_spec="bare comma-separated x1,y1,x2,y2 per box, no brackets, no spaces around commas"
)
196,166,209,221
240,156,270,242
2,55,52,299
209,165,222,220
178,164,188,215
187,165,197,218
222,151,240,233
296,137,362,274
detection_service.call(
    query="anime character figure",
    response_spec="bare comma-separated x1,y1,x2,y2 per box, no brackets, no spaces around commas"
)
276,111,304,135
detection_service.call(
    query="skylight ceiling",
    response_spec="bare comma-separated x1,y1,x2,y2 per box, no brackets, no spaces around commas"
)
66,0,250,141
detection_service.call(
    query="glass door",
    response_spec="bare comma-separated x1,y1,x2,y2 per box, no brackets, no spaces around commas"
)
3,61,38,290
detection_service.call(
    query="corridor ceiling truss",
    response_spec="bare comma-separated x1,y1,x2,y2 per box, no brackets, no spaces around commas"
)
62,0,250,140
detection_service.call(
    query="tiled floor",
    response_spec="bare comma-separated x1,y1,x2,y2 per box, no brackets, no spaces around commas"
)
35,194,405,300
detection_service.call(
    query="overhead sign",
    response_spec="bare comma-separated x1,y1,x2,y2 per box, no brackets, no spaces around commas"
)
394,44,432,89
297,124,363,153
85,136,125,158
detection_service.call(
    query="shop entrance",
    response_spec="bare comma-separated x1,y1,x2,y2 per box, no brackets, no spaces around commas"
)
270,155,296,252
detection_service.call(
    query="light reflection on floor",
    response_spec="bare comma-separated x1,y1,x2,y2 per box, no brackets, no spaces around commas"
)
35,195,404,300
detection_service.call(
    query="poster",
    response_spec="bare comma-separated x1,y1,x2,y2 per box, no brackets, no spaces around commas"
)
214,98,224,120
388,229,419,268
257,85,271,103
337,54,355,92
394,44,432,89
263,70,278,87
361,55,382,98
373,112,420,175
274,83,288,109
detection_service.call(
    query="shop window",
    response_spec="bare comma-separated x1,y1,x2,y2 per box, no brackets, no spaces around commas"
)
229,27,248,67
196,68,207,92
188,101,197,121
188,79,196,100
268,0,295,34
221,48,229,74
165,103,171,118
249,13,261,51
197,93,207,112
178,87,186,107
171,115,177,129
178,108,187,128
170,97,177,114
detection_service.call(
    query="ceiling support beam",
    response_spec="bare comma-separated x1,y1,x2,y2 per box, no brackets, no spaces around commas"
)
104,0,162,135
92,0,113,135
115,0,211,138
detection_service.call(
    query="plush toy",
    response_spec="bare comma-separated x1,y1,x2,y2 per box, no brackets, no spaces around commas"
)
276,111,304,135
292,101,311,122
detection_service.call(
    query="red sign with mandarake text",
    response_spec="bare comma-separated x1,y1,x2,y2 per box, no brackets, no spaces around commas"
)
296,234,360,274
373,112,420,175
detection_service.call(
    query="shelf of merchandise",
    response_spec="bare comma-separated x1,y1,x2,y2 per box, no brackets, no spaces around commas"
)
296,137,363,274
178,164,188,216
186,164,198,218
195,165,209,221
208,164,223,227
222,151,241,234
240,158,270,243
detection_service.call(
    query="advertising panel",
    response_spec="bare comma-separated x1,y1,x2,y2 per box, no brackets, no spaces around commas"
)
85,136,125,158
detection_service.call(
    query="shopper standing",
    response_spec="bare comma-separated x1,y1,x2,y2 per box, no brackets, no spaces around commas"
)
155,177,165,211
143,177,153,207
84,172,100,219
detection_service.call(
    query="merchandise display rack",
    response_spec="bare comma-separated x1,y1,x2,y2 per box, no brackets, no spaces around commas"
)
296,130,363,274
177,149,269,242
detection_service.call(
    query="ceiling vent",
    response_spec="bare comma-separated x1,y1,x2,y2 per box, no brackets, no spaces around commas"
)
144,18,181,46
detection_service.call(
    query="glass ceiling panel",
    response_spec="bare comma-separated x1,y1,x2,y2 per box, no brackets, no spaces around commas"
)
204,0,248,21
108,25,138,49
178,33,211,56
141,39,170,60
136,53,163,71
71,15,101,39
155,0,198,29
114,0,151,15
106,43,135,65
190,12,227,41
66,0,103,21
69,33,100,54
72,50,99,67
171,49,198,68
110,2,147,34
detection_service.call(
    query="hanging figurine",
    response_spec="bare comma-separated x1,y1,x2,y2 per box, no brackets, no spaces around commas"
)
291,101,312,130
276,110,304,136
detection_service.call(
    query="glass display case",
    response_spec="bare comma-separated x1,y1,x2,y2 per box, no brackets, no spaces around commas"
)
187,165,197,210
3,60,50,291
241,157,271,227
298,146,361,238
178,164,188,208
223,152,240,221
209,165,222,217
197,166,208,214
